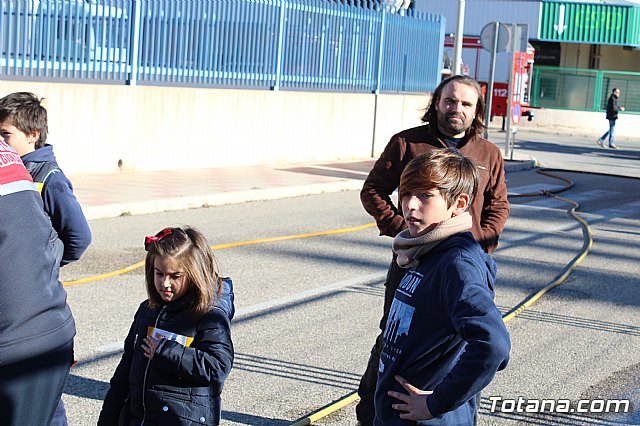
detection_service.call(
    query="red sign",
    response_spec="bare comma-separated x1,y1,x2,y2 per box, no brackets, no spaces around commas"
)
479,82,509,118
444,35,482,49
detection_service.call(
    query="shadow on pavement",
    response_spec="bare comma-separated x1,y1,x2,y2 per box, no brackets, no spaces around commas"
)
223,411,291,426
514,139,640,161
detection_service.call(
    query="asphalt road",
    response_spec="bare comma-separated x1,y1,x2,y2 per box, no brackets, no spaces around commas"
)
58,160,640,425
57,170,640,425
491,124,640,178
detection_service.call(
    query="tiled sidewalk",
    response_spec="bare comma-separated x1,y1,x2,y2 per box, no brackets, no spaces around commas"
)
73,160,376,220
72,158,534,221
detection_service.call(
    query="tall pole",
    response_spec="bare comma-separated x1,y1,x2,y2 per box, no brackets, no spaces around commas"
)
274,1,287,91
127,0,141,86
483,21,499,139
505,51,514,159
453,0,465,75
505,25,516,159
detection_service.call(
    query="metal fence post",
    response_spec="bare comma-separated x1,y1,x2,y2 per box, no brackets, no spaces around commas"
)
374,10,386,94
127,0,142,86
273,0,287,91
594,70,604,111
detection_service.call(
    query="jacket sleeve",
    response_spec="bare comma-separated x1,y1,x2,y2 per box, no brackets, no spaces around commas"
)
152,308,234,395
98,315,137,425
479,150,509,254
613,97,622,112
42,172,92,266
608,96,621,113
426,257,511,417
360,134,408,237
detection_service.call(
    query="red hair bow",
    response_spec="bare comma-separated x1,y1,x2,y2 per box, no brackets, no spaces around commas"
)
144,227,172,251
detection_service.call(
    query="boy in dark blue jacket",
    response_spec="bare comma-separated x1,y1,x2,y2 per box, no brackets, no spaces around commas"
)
0,92,90,425
375,148,510,425
0,92,91,265
0,138,76,426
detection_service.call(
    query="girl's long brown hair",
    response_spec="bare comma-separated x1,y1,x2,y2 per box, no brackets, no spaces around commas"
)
145,227,222,320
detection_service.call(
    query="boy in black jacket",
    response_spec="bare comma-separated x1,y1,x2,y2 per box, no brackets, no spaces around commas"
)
375,148,510,425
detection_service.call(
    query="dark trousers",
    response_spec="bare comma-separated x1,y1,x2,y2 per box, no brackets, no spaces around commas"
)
0,339,73,426
356,257,406,425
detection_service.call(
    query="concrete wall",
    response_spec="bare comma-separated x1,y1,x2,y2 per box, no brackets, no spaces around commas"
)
413,0,541,38
519,107,639,141
560,43,591,69
558,43,640,72
3,81,632,176
0,81,428,175
598,44,640,71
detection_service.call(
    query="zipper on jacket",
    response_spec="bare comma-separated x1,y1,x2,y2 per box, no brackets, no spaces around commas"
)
141,305,166,425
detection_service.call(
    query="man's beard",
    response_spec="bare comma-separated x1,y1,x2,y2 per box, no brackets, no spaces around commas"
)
441,112,471,135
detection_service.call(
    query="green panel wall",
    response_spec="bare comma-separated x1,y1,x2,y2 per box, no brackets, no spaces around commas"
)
540,2,640,46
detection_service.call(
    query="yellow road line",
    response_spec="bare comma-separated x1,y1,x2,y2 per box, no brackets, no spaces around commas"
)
63,261,145,287
290,392,359,426
63,223,376,287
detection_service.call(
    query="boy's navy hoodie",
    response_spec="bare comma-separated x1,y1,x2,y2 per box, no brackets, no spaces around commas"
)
21,144,91,265
375,232,510,425
0,141,76,366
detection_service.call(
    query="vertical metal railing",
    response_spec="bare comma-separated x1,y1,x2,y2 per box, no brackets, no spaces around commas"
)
0,0,132,82
531,66,640,113
1,0,444,94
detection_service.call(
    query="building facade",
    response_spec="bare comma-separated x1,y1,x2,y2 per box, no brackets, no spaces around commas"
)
414,0,640,114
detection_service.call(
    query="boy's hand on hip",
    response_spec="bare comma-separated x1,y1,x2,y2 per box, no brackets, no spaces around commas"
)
388,375,434,421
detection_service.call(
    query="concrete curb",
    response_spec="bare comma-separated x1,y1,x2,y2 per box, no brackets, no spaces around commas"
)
504,159,537,173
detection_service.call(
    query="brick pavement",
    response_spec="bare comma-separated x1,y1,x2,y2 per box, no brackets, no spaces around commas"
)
72,157,534,221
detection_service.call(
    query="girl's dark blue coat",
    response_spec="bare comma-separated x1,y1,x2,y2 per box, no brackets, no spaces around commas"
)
98,279,235,426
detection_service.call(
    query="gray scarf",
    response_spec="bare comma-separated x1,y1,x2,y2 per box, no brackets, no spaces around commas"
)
393,211,473,268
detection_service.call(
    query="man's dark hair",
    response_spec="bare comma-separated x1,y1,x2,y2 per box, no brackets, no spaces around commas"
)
0,92,48,149
612,87,619,94
421,75,486,137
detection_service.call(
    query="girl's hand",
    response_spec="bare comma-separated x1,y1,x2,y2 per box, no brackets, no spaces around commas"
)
387,375,434,421
142,335,163,360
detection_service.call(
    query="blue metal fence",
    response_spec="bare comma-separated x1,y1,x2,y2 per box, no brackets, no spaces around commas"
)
1,0,445,93
0,0,132,80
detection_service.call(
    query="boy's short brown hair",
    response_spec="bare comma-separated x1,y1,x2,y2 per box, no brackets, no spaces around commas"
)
400,148,479,208
0,92,48,149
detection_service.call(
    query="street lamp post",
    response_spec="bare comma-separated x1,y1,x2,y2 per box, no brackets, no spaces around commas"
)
452,0,465,75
